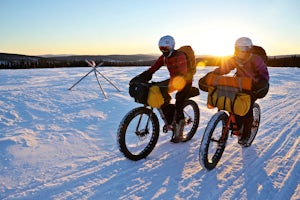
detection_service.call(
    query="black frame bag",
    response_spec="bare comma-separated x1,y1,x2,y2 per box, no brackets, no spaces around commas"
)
129,82,150,105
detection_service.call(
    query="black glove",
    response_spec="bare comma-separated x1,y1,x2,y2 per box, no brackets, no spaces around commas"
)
130,70,153,84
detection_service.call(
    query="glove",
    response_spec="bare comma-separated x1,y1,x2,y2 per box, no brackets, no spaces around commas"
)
130,70,153,84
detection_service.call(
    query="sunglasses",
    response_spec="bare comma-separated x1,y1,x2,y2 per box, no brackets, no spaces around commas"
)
235,46,251,52
159,46,170,53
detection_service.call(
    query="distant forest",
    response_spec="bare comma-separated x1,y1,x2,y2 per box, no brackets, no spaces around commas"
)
0,53,299,69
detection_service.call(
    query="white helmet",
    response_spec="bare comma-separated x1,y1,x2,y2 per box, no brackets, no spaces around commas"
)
158,35,175,57
235,37,253,50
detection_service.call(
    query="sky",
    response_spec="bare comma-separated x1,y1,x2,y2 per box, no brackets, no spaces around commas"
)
1,0,300,56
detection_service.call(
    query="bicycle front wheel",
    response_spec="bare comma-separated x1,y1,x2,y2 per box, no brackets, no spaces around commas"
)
199,111,229,170
117,107,159,161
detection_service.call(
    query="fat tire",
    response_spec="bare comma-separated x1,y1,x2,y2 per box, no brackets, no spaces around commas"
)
181,99,200,142
246,103,261,146
199,111,229,170
117,107,159,161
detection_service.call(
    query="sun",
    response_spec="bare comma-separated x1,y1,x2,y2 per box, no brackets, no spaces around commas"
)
201,32,236,56
189,20,249,56
190,32,236,56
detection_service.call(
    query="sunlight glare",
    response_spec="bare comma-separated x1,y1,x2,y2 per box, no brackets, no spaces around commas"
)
191,20,250,56
169,76,186,92
196,61,208,67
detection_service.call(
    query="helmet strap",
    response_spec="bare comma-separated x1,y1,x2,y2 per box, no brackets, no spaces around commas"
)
165,49,174,58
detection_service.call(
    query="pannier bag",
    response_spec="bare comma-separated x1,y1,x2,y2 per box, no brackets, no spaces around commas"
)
129,82,165,108
129,82,150,105
199,73,252,115
147,85,165,108
207,86,251,116
205,73,252,91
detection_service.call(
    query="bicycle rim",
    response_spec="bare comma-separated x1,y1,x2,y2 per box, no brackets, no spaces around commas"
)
181,100,200,142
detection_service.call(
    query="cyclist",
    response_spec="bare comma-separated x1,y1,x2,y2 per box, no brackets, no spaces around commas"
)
208,37,269,146
130,35,192,143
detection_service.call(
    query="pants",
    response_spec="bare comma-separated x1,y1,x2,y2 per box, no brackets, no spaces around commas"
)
157,79,192,124
175,82,192,122
235,98,254,139
236,79,268,139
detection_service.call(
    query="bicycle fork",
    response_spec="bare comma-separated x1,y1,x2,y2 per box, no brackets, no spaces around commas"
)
219,114,236,145
135,107,153,137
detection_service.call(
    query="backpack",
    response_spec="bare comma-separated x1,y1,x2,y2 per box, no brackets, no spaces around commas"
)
251,45,267,63
177,46,196,81
250,45,270,99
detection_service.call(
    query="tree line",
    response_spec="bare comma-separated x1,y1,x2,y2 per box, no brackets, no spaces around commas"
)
0,53,299,69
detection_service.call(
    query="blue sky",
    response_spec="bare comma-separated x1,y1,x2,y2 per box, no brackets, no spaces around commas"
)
1,0,299,56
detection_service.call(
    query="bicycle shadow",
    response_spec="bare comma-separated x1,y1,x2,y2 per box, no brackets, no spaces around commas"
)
191,142,277,199
137,137,202,199
112,134,207,199
241,144,276,199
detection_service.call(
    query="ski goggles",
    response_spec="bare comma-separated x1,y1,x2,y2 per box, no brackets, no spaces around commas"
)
235,46,251,52
159,46,171,53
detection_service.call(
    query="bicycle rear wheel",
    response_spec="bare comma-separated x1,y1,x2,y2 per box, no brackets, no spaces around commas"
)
117,107,159,161
199,111,229,170
181,99,200,142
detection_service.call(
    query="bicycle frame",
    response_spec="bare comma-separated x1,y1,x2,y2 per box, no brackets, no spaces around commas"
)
157,108,170,128
220,112,242,144
134,106,173,137
139,100,196,135
159,104,195,133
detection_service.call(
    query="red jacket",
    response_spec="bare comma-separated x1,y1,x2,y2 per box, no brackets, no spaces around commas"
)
148,50,189,82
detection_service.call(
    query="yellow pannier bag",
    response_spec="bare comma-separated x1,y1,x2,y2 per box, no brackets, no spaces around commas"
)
207,86,251,116
147,85,165,108
206,73,252,91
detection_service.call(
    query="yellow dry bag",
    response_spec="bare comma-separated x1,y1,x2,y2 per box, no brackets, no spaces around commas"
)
147,85,165,108
207,86,251,116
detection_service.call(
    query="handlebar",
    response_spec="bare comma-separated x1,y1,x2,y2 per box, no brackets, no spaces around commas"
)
129,81,168,89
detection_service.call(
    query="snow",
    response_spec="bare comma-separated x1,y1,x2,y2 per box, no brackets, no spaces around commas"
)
0,66,299,200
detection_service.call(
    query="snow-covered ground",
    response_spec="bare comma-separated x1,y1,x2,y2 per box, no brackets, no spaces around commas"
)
0,66,299,200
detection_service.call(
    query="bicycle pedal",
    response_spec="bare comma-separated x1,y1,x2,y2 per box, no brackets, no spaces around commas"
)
163,124,174,133
163,125,168,133
252,120,259,128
